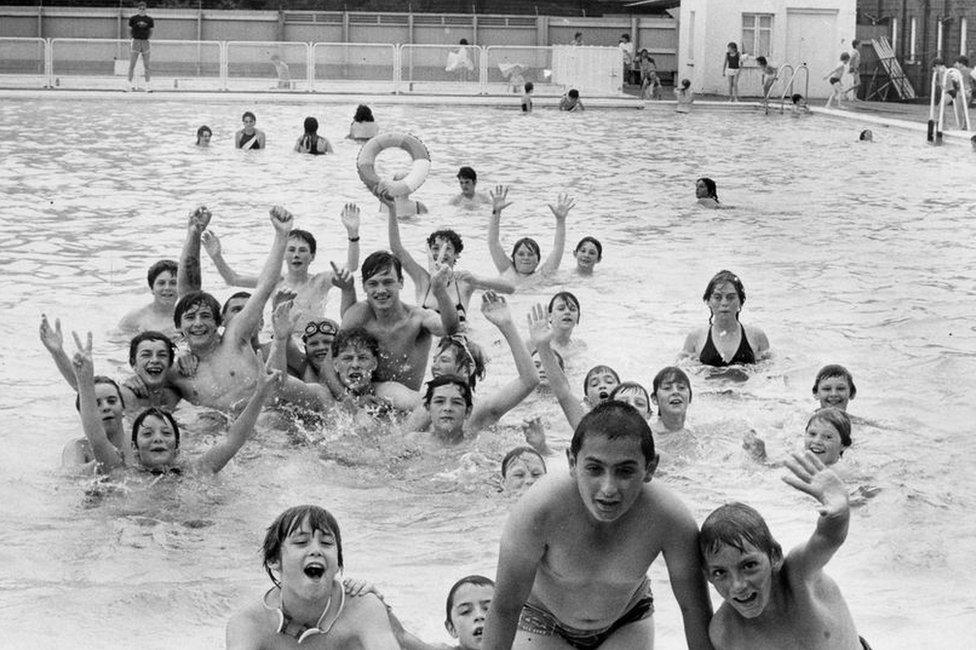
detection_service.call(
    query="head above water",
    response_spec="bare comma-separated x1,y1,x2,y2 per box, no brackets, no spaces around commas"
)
174,290,222,329
459,39,469,45
289,228,317,256
434,335,486,391
812,364,857,400
574,236,603,260
859,129,873,141
262,505,343,586
128,331,175,367
331,327,379,360
353,104,374,122
501,446,547,479
303,116,319,135
791,93,804,104
221,290,252,319
74,375,125,412
423,374,474,409
195,125,212,145
807,406,852,449
700,501,783,567
510,237,541,270
548,291,581,323
696,177,718,201
456,166,477,183
444,574,495,630
361,250,403,284
130,406,181,450
569,401,655,465
427,229,464,257
609,382,653,419
652,366,693,402
583,365,621,400
147,259,178,288
702,269,745,305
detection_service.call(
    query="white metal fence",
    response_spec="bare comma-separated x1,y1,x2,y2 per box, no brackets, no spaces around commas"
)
0,37,629,96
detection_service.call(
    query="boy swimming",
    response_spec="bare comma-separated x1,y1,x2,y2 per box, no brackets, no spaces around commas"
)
804,407,852,467
117,259,179,335
700,450,869,649
559,89,584,112
812,364,856,411
482,401,712,649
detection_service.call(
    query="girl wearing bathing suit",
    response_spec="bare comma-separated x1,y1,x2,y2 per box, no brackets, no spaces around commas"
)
487,185,575,284
545,291,583,359
294,116,333,155
346,104,379,142
383,188,514,323
695,177,720,208
682,269,770,368
723,42,743,102
235,111,266,150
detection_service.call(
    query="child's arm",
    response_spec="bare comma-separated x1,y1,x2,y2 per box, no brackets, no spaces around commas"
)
419,264,460,337
527,304,585,430
340,203,361,272
538,193,574,275
487,186,515,274
40,315,79,391
455,269,516,295
661,500,714,650
382,195,428,286
178,206,213,297
72,332,125,473
782,451,851,578
201,229,260,288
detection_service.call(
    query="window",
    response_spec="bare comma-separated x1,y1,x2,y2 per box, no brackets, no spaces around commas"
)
688,11,695,61
741,13,773,57
909,16,917,62
962,17,968,56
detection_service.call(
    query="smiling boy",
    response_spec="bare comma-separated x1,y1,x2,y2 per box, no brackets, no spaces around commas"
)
482,401,712,649
117,259,179,336
700,451,869,649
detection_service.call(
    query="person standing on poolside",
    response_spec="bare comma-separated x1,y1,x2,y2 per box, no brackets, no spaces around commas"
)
845,40,862,102
723,42,743,102
127,2,153,92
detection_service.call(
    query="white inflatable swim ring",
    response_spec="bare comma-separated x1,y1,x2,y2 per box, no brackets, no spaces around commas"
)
356,132,430,198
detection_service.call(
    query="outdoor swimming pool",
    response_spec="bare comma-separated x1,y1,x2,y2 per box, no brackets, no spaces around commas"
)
1,95,975,648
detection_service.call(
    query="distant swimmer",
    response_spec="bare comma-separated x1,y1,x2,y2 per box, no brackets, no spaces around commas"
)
812,364,856,411
340,251,460,390
294,116,333,155
235,111,266,150
117,259,179,335
790,93,812,116
481,401,714,649
858,129,873,142
573,236,602,275
347,104,379,142
804,406,852,467
226,505,402,648
71,331,277,476
683,270,770,368
700,451,871,650
558,88,584,111
695,177,720,208
196,125,212,146
449,166,491,208
487,185,574,283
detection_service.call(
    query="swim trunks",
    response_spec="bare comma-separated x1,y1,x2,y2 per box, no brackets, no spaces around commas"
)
516,578,653,649
699,324,756,367
131,39,150,54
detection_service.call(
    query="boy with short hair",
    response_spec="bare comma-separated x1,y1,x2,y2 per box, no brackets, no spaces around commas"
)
521,81,534,112
824,53,850,109
450,166,491,207
482,401,713,649
117,259,179,335
700,451,870,649
559,88,584,111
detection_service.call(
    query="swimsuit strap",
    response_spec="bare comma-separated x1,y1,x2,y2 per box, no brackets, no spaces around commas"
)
262,585,335,642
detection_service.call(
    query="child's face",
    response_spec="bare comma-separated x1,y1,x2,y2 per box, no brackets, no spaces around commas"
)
275,516,340,601
705,540,776,619
612,387,652,420
584,370,619,405
814,376,852,410
805,419,844,466
134,414,179,468
503,454,546,493
447,583,493,648
569,433,656,523
653,378,691,419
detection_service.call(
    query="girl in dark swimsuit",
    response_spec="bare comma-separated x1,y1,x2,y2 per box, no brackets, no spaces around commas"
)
683,270,769,368
295,116,333,155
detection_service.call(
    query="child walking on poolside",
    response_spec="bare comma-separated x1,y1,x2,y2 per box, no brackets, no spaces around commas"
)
754,56,778,108
824,52,850,109
723,42,744,102
701,450,871,649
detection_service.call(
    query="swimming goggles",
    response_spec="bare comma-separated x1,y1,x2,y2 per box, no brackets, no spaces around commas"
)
263,585,345,644
302,319,339,341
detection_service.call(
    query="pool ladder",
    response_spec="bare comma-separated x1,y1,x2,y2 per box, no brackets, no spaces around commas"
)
776,63,810,114
927,68,971,145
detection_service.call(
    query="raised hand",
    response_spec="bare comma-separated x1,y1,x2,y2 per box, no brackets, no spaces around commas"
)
176,351,199,378
481,290,512,325
188,205,213,233
70,330,94,381
340,203,361,235
271,297,298,339
782,451,849,518
269,205,294,234
272,289,298,310
522,416,547,450
526,303,553,347
39,314,64,352
256,357,284,396
490,185,513,214
547,193,575,221
201,229,221,257
330,262,354,290
430,258,453,292
371,182,395,207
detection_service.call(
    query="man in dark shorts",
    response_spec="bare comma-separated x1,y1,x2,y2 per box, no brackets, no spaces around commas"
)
128,2,154,91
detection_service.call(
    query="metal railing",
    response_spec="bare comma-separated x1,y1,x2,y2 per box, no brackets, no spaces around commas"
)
776,63,810,114
928,68,971,144
0,37,49,88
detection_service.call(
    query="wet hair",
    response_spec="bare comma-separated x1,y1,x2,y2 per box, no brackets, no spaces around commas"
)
445,574,495,627
574,236,603,260
568,89,580,99
501,446,547,478
242,111,256,122
652,366,693,403
361,250,403,283
131,407,181,449
680,78,691,89
570,401,655,463
807,406,852,450
957,55,971,67
510,237,541,268
532,347,565,371
859,129,873,141
435,336,486,391
755,56,768,66
262,505,343,586
147,259,178,288
583,365,620,396
353,104,374,122
128,331,175,367
840,52,850,62
427,229,464,256
812,364,857,399
702,270,745,316
195,125,212,144
174,291,222,328
331,327,380,360
457,166,477,182
697,177,718,201
221,291,252,318
459,39,469,45
524,81,534,93
700,502,783,565
791,93,804,104
548,291,581,323
971,134,976,144
727,42,738,50
423,374,474,409
302,116,319,135
609,382,653,417
288,228,317,256
75,375,125,412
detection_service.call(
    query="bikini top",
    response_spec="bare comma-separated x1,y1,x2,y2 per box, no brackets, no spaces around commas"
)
421,277,467,323
699,324,756,367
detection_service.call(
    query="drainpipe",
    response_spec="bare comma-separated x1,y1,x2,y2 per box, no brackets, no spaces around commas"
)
37,0,42,39
900,0,907,57
921,0,929,94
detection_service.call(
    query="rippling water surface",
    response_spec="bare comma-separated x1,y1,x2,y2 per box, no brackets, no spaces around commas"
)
1,96,975,647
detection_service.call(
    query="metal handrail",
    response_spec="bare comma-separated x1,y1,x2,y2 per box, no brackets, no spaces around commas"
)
777,63,809,114
930,67,972,143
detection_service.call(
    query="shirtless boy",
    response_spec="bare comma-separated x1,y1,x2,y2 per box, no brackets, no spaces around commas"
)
482,401,713,649
117,259,179,335
330,327,419,413
340,251,460,390
700,451,869,649
449,167,491,208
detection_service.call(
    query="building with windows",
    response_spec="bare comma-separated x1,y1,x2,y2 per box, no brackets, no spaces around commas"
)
676,0,856,98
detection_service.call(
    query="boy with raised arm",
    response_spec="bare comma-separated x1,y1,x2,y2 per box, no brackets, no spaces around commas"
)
701,451,869,649
340,250,460,390
482,402,713,650
201,203,361,335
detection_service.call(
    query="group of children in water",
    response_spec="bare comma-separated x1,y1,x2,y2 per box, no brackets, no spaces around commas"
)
40,106,875,647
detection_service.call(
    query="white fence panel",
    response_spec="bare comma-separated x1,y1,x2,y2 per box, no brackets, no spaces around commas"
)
398,44,484,94
550,45,623,96
311,43,397,94
225,41,310,92
0,38,48,88
484,46,565,97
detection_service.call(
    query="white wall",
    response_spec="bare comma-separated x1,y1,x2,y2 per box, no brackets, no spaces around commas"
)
677,0,856,99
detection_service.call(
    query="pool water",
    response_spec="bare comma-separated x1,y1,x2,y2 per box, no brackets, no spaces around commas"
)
1,96,975,648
